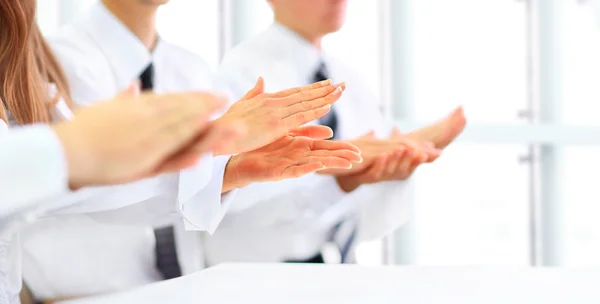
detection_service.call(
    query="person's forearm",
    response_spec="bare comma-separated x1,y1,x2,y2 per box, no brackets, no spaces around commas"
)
0,125,70,218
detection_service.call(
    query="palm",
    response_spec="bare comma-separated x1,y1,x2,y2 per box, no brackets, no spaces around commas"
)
233,135,360,183
214,77,344,156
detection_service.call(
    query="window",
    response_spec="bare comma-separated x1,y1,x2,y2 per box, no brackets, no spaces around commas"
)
323,1,382,102
410,0,530,265
36,0,95,35
561,1,600,266
156,0,220,70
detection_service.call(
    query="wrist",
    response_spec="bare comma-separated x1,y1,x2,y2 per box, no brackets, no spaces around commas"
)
222,154,248,193
52,122,93,190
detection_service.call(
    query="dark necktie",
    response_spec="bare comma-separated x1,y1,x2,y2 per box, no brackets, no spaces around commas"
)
139,63,154,91
140,63,183,280
313,63,356,263
313,63,339,138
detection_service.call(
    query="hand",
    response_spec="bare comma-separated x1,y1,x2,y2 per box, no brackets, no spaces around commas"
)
335,149,424,193
319,130,440,177
152,119,247,173
406,106,466,149
214,77,346,155
221,125,362,192
318,130,441,193
389,128,441,163
53,88,230,188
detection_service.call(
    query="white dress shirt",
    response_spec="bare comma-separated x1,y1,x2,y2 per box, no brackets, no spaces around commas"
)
0,123,69,304
204,23,412,264
20,2,234,300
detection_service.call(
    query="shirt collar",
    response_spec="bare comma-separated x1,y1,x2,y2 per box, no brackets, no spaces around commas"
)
267,22,326,84
80,2,154,86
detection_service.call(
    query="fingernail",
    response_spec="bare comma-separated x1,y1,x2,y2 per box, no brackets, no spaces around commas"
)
336,86,343,93
320,79,332,86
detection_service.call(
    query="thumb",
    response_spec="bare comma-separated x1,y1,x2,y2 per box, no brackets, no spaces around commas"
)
240,77,265,101
288,125,333,140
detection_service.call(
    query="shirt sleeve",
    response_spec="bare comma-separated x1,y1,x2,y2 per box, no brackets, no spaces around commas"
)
0,124,69,219
181,155,237,233
49,34,234,231
220,172,411,243
215,61,413,240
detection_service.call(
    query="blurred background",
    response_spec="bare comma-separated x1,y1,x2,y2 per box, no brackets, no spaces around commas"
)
36,0,600,267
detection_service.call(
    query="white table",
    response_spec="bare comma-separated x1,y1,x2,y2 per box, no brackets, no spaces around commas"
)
63,263,600,303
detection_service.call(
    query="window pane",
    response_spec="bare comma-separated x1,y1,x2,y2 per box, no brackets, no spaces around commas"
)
415,144,530,265
323,0,381,102
562,1,600,266
412,0,530,265
37,0,95,36
562,2,600,126
413,0,528,123
564,147,600,266
36,0,59,35
157,0,220,70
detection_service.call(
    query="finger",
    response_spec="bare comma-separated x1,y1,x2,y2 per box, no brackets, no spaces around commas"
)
426,152,441,163
422,142,441,162
269,79,332,98
359,155,388,183
291,156,353,171
281,163,327,179
278,104,329,132
277,84,343,115
396,148,417,177
395,152,424,180
240,77,265,100
315,157,353,169
306,149,363,163
406,159,422,176
310,139,361,154
386,150,404,175
288,125,333,140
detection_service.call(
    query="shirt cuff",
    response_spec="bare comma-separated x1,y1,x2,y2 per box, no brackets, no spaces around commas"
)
181,155,237,233
353,179,413,241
